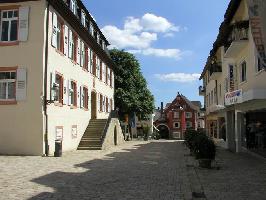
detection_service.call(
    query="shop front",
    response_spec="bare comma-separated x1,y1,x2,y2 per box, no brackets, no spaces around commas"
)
225,94,266,157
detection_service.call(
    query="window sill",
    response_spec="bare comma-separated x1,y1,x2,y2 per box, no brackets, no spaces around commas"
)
70,105,77,109
54,102,63,107
82,108,88,111
0,100,17,105
55,49,64,56
0,41,19,46
239,80,247,86
255,69,265,76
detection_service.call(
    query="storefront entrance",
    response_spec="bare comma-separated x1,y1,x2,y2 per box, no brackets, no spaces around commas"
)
245,111,266,157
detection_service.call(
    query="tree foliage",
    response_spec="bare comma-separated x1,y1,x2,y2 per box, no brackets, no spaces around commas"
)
110,49,154,117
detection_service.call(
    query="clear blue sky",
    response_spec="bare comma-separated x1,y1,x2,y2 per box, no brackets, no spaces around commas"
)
84,0,230,108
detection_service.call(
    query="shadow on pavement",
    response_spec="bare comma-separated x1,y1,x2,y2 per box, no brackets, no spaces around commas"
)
29,141,184,200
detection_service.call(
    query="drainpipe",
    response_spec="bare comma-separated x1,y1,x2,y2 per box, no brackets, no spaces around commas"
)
44,1,50,156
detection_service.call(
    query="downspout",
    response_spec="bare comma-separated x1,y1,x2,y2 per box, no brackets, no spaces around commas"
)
44,1,50,156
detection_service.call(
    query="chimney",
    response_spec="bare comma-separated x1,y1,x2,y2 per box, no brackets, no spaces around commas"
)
160,102,164,116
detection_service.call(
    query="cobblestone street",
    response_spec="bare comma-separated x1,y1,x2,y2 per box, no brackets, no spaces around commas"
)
1,140,266,200
0,141,190,200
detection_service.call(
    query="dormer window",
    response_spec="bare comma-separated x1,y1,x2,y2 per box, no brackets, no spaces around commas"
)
81,10,86,27
89,22,94,36
70,0,77,15
97,32,100,44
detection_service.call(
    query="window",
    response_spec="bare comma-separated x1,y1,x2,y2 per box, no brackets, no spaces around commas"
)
211,90,213,105
53,74,63,104
257,57,263,72
206,94,208,107
0,10,18,42
96,32,100,44
89,49,93,73
173,122,180,128
81,86,88,109
69,80,77,106
0,71,16,100
174,112,179,119
99,94,103,112
70,0,77,15
102,62,106,83
219,84,222,97
107,67,111,86
68,29,74,60
186,121,192,128
240,61,247,82
185,112,192,119
102,96,106,112
89,22,94,36
96,57,101,79
110,98,113,111
56,20,64,52
106,97,109,112
81,10,86,27
110,70,113,87
80,41,85,67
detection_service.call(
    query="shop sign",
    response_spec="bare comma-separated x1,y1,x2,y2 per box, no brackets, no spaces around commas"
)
225,89,243,106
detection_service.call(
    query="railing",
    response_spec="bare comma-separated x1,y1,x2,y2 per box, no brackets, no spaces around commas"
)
101,110,117,143
225,20,249,52
209,62,222,77
199,86,205,95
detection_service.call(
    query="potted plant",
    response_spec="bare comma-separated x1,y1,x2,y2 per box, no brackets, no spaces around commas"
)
142,124,150,141
194,134,216,168
184,129,198,154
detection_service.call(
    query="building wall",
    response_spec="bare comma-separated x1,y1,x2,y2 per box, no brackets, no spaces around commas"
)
0,1,46,155
46,7,114,154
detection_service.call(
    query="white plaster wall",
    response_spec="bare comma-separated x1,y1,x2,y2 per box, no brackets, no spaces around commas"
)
0,1,46,155
46,7,114,154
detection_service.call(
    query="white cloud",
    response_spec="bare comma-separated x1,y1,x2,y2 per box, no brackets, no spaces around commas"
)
128,48,183,60
124,17,142,33
101,26,157,49
155,73,201,83
140,13,179,33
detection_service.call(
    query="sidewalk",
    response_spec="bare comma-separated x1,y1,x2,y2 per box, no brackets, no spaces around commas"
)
184,146,266,200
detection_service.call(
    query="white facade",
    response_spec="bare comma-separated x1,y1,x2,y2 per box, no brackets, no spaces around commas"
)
0,0,115,155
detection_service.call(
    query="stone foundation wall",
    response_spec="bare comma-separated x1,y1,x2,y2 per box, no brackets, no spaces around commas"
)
102,118,125,150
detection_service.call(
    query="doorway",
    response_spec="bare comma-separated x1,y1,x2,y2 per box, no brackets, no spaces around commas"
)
91,91,97,119
157,124,170,139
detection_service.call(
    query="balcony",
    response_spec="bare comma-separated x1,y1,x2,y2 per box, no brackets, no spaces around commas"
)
199,86,205,96
209,62,222,81
224,21,249,58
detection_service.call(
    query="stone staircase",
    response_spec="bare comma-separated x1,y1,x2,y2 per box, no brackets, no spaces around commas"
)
77,119,108,150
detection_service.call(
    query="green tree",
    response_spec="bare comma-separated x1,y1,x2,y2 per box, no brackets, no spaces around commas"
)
110,49,154,119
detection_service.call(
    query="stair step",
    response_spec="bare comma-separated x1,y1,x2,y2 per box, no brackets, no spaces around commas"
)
78,147,102,150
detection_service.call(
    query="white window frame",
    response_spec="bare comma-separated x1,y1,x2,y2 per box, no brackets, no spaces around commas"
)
107,67,111,85
173,132,181,139
89,22,94,36
0,71,16,101
173,112,179,119
70,0,77,15
240,60,247,83
81,10,86,27
69,80,76,106
173,122,180,128
0,9,19,42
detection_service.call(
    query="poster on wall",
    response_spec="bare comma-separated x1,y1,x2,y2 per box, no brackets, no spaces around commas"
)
229,65,234,92
71,125,78,139
55,127,63,141
247,0,266,69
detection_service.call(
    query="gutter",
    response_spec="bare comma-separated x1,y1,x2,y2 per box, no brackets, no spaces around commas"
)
44,1,50,156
